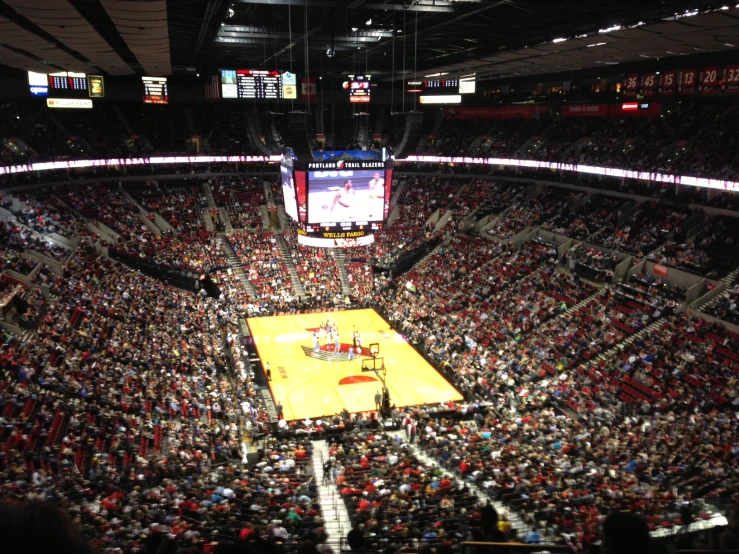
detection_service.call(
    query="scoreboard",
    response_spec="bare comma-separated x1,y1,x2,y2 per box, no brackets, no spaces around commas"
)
48,72,87,91
281,156,394,247
28,71,105,99
142,76,168,104
347,75,371,103
221,69,282,99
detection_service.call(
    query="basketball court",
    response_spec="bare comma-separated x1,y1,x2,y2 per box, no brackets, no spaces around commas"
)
247,308,462,421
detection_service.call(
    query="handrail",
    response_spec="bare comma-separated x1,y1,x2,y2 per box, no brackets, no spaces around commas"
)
678,551,739,554
464,542,572,548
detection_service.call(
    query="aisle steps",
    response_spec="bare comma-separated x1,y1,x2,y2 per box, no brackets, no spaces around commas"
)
203,183,217,209
332,249,352,296
275,234,307,299
311,440,352,550
202,208,214,231
407,432,533,538
220,236,258,298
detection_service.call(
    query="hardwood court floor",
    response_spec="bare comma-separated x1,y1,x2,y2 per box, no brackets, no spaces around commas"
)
247,308,462,421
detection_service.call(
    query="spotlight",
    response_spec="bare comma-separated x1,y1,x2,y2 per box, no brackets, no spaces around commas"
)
326,48,335,57
366,18,372,25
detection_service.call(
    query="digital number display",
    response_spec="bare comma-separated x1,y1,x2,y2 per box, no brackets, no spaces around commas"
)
423,79,459,88
221,69,282,99
142,77,168,104
347,75,371,103
48,72,87,91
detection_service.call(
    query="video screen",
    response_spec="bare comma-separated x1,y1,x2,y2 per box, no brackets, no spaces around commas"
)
295,171,308,223
281,165,298,222
307,169,387,225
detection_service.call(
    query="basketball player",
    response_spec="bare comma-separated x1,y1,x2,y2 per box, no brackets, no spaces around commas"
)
329,179,356,218
368,172,385,219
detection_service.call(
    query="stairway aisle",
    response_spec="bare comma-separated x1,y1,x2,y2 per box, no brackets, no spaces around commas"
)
260,205,272,230
220,236,258,298
595,317,665,365
219,207,233,232
332,249,352,296
406,434,533,538
203,183,217,209
275,234,307,299
389,179,407,208
721,266,739,288
311,440,352,551
694,264,739,311
201,208,214,231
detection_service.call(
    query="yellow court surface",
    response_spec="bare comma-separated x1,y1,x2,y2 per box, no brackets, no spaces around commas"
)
247,309,462,421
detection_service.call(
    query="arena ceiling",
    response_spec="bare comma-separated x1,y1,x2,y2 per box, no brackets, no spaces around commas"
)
0,0,736,82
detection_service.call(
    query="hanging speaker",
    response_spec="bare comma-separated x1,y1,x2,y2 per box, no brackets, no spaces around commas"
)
394,111,424,159
260,112,284,154
287,111,314,161
245,113,274,156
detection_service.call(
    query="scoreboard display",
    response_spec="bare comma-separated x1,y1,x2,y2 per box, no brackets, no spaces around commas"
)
281,156,394,246
221,69,282,99
142,76,168,104
28,71,107,99
423,78,459,89
347,75,371,103
48,72,87,91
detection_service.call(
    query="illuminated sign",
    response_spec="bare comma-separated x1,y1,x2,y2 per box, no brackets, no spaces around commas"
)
3,154,739,195
46,98,93,109
419,94,461,104
28,71,47,86
459,79,476,94
88,75,105,98
29,86,48,97
297,233,375,248
0,155,281,176
282,71,297,99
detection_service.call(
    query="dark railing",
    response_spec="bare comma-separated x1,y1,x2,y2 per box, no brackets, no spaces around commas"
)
463,542,576,554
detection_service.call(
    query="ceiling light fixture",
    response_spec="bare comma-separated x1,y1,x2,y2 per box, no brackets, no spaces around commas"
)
677,9,699,18
552,37,567,43
366,18,372,25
